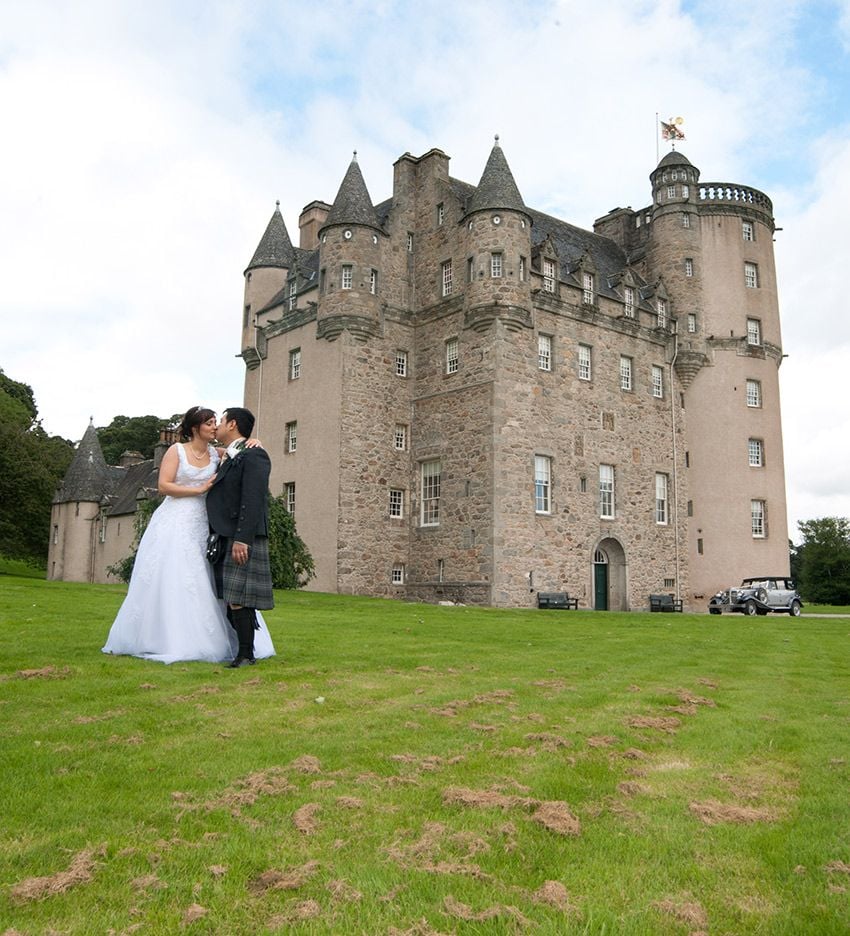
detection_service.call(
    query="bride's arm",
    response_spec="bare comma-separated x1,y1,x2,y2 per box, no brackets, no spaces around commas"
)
157,444,214,497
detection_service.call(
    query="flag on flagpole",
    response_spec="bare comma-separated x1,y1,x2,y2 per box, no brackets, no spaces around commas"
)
661,117,686,141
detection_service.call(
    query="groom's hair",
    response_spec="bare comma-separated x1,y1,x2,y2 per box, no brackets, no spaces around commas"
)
223,407,255,438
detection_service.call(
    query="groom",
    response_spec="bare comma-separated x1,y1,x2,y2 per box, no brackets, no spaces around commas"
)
207,407,274,667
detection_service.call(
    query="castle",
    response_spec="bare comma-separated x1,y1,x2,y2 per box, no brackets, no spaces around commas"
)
49,140,789,609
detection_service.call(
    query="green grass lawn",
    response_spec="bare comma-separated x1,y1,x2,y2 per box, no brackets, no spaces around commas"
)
1,578,848,935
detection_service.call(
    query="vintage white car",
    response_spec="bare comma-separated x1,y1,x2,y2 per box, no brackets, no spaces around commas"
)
708,577,803,617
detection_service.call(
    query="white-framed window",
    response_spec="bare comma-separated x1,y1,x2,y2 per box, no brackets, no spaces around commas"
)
656,298,667,328
394,424,408,451
490,252,503,278
534,455,552,514
746,379,761,408
391,563,405,585
748,438,764,467
286,421,297,453
583,272,594,305
441,259,453,297
407,232,414,252
578,344,592,381
538,334,552,372
288,279,297,310
543,258,556,293
289,348,301,380
751,499,766,538
687,313,697,333
421,459,441,526
445,337,459,375
389,488,404,518
667,184,676,199
682,184,689,198
370,268,378,295
284,482,296,515
652,365,664,399
682,213,690,228
519,256,526,282
620,355,633,391
685,258,693,277
437,203,444,226
655,473,669,525
747,318,761,346
742,221,754,242
624,286,635,318
341,264,353,290
395,350,408,377
745,262,759,288
599,464,615,519
437,558,445,582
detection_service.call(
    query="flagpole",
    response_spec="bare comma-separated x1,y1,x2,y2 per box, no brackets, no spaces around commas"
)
655,112,659,164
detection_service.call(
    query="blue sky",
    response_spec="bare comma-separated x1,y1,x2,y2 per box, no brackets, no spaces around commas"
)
2,0,848,538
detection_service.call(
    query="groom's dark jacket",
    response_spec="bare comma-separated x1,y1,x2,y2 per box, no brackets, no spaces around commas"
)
206,447,271,547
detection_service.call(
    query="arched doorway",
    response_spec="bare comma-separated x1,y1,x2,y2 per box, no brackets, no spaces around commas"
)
592,538,628,610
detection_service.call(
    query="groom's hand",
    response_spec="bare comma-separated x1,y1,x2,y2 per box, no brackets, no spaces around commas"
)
232,541,250,566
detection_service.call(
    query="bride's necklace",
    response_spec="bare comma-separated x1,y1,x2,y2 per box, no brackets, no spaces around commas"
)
187,443,208,461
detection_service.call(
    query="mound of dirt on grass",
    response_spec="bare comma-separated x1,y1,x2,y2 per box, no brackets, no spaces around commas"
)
181,903,207,924
825,860,850,874
248,861,319,894
388,919,452,936
9,844,105,903
442,787,538,810
293,802,321,834
689,799,776,824
677,688,716,707
587,735,619,748
16,666,71,680
532,880,572,909
267,899,322,926
290,754,322,773
532,801,581,836
525,732,572,750
626,716,681,733
327,878,362,902
443,895,530,925
653,895,708,929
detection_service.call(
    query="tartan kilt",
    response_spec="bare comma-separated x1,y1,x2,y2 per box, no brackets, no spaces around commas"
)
213,536,274,610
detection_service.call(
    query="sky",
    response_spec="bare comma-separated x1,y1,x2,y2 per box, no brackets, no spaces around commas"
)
2,0,848,541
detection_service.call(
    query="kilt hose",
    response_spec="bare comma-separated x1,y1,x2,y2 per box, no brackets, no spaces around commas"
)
213,535,274,610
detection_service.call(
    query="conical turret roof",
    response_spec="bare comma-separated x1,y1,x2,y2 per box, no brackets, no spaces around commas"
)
656,149,694,169
53,419,113,504
465,137,528,217
322,153,381,231
245,203,295,272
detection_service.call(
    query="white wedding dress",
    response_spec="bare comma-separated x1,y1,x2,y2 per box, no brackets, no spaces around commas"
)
102,445,275,664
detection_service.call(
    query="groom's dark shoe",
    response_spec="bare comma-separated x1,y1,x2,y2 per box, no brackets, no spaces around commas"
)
227,655,256,668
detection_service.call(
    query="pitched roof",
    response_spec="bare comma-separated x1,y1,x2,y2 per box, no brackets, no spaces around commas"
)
53,421,114,504
245,203,295,273
464,138,527,217
322,154,381,230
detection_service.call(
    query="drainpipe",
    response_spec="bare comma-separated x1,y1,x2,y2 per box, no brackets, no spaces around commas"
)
253,313,263,438
669,326,681,605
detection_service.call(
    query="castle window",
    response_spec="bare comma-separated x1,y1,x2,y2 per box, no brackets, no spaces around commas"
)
284,482,296,515
421,459,441,526
652,365,664,399
655,473,669,525
407,232,414,252
620,356,633,391
687,313,697,333
394,424,408,451
341,264,353,290
742,221,754,242
370,268,378,295
682,184,689,198
751,499,766,538
656,298,667,327
745,262,759,288
446,337,459,375
53,524,58,545
543,258,557,293
391,564,405,585
491,252,503,278
467,257,474,283
319,268,326,293
748,438,764,467
437,559,445,582
243,304,251,329
288,279,297,310
747,318,761,346
389,488,404,519
682,213,690,228
519,256,526,282
578,344,592,381
583,272,595,305
441,259,453,297
437,203,444,226
395,350,408,377
667,184,676,199
580,476,587,493
286,421,297,453
289,348,301,380
624,286,635,318
599,464,615,519
685,258,693,276
534,455,552,514
538,334,552,372
746,379,761,407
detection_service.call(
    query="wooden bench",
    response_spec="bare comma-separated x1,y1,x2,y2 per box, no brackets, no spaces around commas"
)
649,593,683,613
537,592,578,610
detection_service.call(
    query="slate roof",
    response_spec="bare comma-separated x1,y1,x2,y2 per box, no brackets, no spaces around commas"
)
105,461,159,516
245,204,295,273
53,421,114,504
322,155,381,231
464,139,527,217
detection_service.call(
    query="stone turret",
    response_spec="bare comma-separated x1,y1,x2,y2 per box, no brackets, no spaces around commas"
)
52,419,112,505
317,153,385,341
462,138,532,331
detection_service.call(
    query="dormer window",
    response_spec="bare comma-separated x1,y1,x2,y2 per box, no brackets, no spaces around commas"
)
288,280,297,310
656,298,667,327
543,259,556,294
583,272,594,305
624,286,635,318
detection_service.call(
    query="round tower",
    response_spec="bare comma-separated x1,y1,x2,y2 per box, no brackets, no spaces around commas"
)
316,153,385,341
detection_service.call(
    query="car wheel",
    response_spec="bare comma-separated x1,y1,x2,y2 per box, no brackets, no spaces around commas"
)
744,600,758,616
709,608,721,615
756,608,769,616
789,600,801,617
755,587,768,602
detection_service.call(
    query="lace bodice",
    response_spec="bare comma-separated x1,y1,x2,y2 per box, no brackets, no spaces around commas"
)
173,443,219,487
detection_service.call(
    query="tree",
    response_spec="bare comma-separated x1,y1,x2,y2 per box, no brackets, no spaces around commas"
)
267,494,315,589
97,414,180,464
796,517,850,605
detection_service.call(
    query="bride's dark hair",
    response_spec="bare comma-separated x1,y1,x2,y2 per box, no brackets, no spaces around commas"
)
178,406,216,442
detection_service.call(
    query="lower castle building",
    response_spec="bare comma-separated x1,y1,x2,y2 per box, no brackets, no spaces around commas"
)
49,140,790,609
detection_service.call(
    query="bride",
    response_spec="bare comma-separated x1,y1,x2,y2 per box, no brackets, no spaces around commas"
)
102,406,275,664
